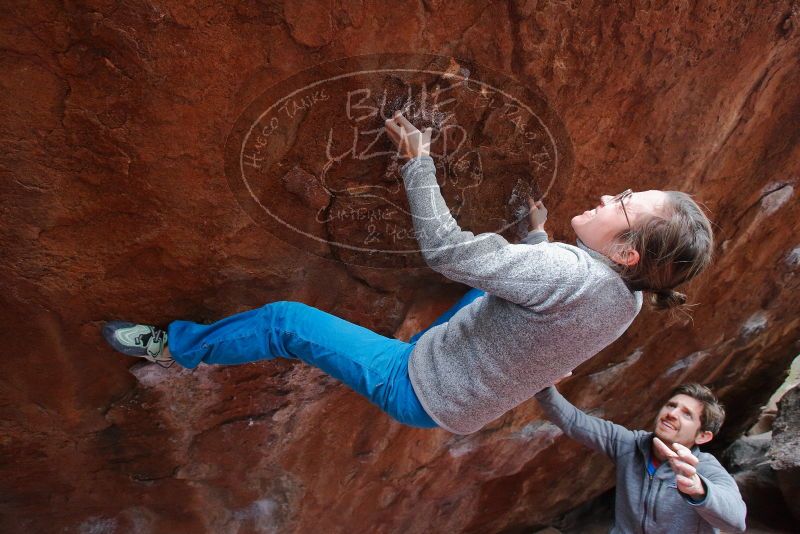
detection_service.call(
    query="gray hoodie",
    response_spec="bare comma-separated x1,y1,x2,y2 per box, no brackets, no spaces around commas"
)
535,386,747,533
400,156,642,434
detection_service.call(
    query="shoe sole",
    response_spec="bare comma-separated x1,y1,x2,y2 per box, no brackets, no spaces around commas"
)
102,320,151,358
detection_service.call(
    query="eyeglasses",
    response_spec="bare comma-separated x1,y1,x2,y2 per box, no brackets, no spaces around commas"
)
602,189,633,228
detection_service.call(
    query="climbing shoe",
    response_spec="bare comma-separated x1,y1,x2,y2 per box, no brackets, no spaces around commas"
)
102,321,174,368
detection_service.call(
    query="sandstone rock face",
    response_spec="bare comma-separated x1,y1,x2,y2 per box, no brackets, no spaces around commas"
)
724,433,795,531
2,1,799,533
770,386,800,522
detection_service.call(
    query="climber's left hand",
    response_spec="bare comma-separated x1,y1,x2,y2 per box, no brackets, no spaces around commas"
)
528,198,548,232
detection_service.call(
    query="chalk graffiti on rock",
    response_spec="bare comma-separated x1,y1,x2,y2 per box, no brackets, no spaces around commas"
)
224,54,570,268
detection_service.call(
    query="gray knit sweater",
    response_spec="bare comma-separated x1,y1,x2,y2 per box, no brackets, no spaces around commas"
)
401,156,643,435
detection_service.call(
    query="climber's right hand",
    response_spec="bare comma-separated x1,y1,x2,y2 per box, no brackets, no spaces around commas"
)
385,112,432,160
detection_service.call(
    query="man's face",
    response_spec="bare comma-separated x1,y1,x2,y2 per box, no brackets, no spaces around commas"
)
653,394,711,448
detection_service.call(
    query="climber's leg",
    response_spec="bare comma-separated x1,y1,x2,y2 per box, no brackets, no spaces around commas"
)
167,301,438,428
409,288,486,343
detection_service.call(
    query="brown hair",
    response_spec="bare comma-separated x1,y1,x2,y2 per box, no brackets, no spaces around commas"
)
617,192,714,310
671,383,725,435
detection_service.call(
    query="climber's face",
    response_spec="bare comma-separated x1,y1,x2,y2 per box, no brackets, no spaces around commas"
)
571,189,667,265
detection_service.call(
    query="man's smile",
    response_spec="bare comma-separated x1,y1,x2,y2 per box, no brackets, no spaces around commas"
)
659,419,677,431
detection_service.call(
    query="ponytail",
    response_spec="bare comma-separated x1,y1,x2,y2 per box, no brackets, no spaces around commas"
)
650,289,688,310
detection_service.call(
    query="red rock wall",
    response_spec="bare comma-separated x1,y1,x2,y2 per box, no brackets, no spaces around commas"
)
1,1,799,532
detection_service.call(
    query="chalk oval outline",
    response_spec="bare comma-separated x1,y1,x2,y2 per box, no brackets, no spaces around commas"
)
226,54,571,257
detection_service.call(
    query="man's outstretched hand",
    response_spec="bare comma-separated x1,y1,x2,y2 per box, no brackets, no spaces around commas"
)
653,437,706,499
385,111,432,160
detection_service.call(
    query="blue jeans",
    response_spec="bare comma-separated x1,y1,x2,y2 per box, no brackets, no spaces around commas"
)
167,289,487,429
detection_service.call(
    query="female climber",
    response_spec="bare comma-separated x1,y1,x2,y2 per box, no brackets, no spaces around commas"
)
102,112,714,435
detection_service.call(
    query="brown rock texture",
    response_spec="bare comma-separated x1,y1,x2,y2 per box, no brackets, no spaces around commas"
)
1,1,799,533
725,432,795,531
770,386,800,522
